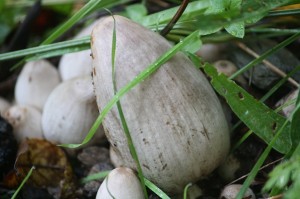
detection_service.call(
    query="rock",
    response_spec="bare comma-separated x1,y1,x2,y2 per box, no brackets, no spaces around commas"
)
230,39,300,90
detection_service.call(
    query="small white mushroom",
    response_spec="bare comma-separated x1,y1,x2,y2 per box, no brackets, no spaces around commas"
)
213,60,247,86
220,184,256,199
196,43,227,62
275,89,299,117
218,154,241,182
3,105,43,142
42,75,104,145
59,20,101,81
0,97,11,116
96,167,145,199
15,60,61,110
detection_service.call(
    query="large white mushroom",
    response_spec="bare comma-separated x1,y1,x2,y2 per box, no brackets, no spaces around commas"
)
15,60,61,110
42,75,104,145
91,15,230,194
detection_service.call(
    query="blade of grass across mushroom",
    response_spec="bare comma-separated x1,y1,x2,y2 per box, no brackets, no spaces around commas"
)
202,63,291,154
0,36,90,61
109,13,148,199
59,30,201,148
144,178,171,199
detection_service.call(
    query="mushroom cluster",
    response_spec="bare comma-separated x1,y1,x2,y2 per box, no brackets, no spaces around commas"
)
0,15,109,147
2,14,233,197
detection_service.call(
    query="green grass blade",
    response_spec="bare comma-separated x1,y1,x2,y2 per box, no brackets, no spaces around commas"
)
183,183,193,199
26,45,90,61
0,36,90,61
80,170,110,184
236,119,291,199
203,63,291,154
11,166,35,199
289,101,300,155
41,0,101,45
110,14,148,199
144,178,171,199
230,32,300,80
59,30,200,148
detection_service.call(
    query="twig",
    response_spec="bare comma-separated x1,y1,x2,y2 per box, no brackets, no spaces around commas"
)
267,194,283,199
227,158,283,186
160,0,189,36
236,41,299,88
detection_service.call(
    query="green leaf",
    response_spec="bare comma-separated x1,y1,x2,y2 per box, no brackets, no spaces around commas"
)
182,33,202,53
125,3,147,22
225,21,245,38
203,63,291,154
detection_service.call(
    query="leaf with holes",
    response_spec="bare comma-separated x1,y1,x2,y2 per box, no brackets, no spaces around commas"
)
203,63,291,154
13,139,77,198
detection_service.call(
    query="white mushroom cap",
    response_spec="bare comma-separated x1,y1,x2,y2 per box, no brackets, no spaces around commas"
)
218,154,241,182
276,89,299,117
15,60,61,110
3,105,43,142
213,60,247,86
59,20,101,81
96,167,145,199
0,97,11,116
196,43,227,62
42,75,104,145
220,184,256,199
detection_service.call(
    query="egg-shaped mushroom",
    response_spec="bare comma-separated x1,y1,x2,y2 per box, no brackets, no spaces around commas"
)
4,105,43,142
42,75,104,145
15,60,61,110
96,167,145,199
91,15,230,194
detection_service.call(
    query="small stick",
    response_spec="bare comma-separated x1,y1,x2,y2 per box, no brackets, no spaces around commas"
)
160,0,189,36
236,41,299,88
227,158,283,186
267,194,283,199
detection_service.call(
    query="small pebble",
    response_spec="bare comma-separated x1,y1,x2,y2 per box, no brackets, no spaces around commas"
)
77,146,110,167
83,162,114,198
230,39,300,90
